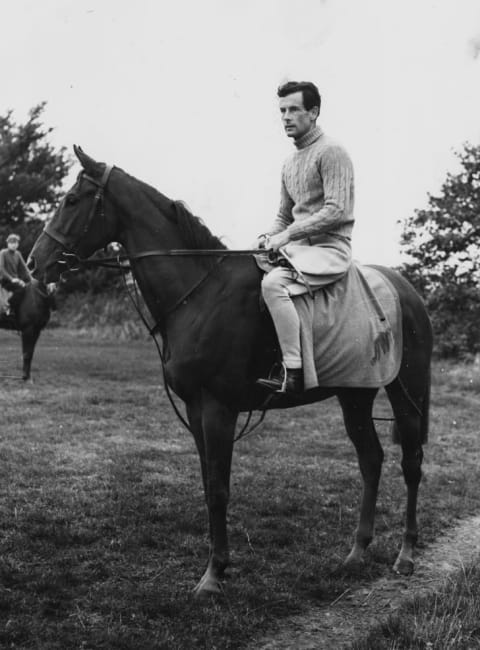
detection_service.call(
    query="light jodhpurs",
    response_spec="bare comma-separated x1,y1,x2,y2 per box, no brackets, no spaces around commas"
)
260,239,352,369
261,267,302,369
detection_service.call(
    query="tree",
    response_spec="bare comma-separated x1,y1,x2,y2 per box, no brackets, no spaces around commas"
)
400,142,480,358
0,102,71,253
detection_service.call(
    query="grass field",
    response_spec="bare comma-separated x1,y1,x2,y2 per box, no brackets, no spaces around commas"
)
1,328,480,649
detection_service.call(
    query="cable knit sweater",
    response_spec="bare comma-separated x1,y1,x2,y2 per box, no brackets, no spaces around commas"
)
268,125,354,244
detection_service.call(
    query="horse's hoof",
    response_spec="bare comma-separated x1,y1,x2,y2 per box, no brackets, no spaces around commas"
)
393,557,414,576
342,546,366,572
192,576,223,599
342,557,365,575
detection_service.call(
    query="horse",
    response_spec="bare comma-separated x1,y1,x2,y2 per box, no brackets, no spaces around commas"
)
28,146,433,597
0,279,52,381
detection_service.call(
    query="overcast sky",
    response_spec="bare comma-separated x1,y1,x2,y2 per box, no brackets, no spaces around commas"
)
2,0,480,264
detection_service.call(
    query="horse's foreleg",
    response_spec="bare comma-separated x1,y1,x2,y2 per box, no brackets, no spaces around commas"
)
386,380,425,575
21,327,40,381
186,396,208,495
338,388,382,568
191,390,237,598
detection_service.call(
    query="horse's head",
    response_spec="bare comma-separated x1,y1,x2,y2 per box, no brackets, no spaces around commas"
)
29,146,118,282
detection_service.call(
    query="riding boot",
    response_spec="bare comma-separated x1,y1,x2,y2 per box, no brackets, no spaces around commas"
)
257,366,304,394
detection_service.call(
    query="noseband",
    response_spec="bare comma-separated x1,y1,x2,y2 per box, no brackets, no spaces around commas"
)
43,165,114,252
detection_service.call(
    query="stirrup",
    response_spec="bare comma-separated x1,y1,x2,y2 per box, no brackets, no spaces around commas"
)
257,362,304,394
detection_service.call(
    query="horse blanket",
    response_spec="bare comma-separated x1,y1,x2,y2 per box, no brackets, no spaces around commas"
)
296,264,402,388
0,286,11,316
256,259,402,389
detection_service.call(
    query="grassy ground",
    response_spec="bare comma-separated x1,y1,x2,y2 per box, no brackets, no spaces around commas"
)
1,328,480,648
353,565,480,649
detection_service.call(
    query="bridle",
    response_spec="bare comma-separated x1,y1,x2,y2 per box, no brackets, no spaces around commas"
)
39,165,273,437
40,165,276,317
43,165,114,253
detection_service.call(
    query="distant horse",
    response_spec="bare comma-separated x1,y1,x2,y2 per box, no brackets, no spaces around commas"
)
29,146,432,597
0,280,51,380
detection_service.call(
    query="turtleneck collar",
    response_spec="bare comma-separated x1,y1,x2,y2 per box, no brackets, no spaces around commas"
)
294,125,323,150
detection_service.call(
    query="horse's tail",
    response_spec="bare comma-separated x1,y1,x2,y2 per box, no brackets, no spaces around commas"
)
391,367,430,445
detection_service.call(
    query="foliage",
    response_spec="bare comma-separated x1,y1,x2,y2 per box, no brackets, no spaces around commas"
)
0,103,71,253
50,286,151,339
400,142,480,358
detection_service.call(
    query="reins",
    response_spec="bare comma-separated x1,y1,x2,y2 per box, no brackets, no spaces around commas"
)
115,259,272,442
41,164,274,441
60,248,270,272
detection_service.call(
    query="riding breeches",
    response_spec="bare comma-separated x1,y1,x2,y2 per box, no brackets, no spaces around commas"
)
260,240,352,369
261,267,303,369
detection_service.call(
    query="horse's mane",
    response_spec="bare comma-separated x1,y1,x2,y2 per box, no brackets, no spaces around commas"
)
128,172,227,270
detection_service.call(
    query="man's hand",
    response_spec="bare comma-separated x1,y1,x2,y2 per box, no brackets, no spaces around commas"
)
267,231,290,252
13,278,25,287
252,234,269,249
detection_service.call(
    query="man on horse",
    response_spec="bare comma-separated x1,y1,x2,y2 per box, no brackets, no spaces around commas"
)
0,233,32,316
256,81,355,395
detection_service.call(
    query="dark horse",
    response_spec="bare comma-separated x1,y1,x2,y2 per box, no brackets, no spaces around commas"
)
29,146,432,597
0,280,51,380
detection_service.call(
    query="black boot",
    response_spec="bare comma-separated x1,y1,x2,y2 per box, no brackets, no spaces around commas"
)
257,366,304,394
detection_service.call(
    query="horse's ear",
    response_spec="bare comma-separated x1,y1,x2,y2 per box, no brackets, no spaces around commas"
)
73,145,103,177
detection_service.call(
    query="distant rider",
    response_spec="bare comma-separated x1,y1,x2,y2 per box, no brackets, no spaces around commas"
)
0,233,32,315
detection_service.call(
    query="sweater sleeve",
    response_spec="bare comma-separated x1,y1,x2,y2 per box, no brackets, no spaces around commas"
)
285,144,353,241
266,170,295,236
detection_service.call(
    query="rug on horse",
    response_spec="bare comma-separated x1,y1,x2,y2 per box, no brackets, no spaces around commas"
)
293,263,402,389
0,286,11,317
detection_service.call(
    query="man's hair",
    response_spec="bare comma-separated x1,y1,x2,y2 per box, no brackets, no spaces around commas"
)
277,81,321,112
6,234,20,243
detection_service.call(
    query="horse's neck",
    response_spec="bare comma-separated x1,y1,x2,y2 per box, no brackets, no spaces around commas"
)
120,220,208,328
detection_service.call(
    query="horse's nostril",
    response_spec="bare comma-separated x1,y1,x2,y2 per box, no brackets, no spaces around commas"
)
27,256,36,272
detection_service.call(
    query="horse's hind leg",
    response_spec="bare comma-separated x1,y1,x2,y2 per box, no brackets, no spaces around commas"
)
386,376,427,575
337,388,382,568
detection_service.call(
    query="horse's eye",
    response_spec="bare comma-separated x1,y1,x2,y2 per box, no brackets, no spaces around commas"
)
66,194,78,205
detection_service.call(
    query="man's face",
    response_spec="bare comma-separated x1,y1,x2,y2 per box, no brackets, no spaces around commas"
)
279,91,318,140
7,240,19,251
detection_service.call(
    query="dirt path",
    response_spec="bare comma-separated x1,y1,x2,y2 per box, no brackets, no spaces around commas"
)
251,515,480,649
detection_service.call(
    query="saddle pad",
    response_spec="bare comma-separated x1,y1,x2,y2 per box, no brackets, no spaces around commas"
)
294,264,402,389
